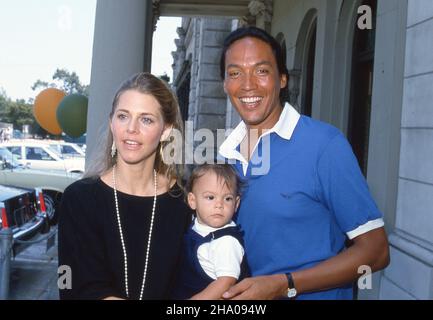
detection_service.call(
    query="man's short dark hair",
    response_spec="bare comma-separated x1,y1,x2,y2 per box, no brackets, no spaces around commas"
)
219,26,289,104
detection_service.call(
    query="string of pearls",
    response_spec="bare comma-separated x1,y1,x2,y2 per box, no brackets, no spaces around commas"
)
112,164,157,300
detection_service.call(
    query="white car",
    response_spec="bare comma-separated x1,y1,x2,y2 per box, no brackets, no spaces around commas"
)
0,147,80,224
48,141,85,158
0,140,85,173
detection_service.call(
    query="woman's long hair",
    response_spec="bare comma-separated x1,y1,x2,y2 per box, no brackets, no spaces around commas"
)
84,72,184,188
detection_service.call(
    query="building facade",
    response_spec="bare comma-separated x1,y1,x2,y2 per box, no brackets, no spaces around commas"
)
88,0,433,299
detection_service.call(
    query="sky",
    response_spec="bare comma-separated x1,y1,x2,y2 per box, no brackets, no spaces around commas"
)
0,0,181,101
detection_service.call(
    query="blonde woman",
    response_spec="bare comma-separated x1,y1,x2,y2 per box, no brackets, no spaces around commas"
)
58,73,192,300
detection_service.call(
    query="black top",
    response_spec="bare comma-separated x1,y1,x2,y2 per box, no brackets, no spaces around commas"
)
58,177,193,300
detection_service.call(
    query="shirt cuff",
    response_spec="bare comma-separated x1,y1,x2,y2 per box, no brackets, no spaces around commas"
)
215,271,240,279
346,218,385,240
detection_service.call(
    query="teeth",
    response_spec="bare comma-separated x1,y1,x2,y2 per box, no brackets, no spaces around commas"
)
240,97,262,104
125,140,139,145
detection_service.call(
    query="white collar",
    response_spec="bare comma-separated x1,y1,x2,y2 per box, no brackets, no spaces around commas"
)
219,102,301,164
192,218,236,237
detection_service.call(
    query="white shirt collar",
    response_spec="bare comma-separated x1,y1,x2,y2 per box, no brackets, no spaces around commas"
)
192,218,236,237
218,102,301,164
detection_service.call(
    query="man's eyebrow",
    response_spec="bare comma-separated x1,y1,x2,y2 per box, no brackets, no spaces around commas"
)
226,61,273,69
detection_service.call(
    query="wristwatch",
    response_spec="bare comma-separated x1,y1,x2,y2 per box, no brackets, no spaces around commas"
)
285,272,297,299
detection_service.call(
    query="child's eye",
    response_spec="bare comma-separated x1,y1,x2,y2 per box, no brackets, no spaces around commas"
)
225,196,233,202
205,195,214,200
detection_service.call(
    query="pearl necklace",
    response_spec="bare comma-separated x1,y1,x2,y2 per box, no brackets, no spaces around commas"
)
112,165,157,300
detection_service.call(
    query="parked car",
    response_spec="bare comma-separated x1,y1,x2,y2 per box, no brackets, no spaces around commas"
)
0,140,84,173
47,141,85,158
0,184,49,255
0,147,81,224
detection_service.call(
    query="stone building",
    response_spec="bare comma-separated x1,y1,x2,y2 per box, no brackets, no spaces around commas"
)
87,0,433,299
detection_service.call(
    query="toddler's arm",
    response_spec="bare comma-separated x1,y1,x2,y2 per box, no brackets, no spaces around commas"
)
189,276,237,300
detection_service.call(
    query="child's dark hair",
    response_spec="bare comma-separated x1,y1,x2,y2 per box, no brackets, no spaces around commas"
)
186,164,243,196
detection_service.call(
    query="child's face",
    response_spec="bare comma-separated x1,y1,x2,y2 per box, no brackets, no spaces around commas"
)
188,171,240,228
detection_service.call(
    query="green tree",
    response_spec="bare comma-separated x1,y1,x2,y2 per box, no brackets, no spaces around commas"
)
158,73,170,83
0,88,8,119
32,68,89,96
0,90,49,137
31,79,55,92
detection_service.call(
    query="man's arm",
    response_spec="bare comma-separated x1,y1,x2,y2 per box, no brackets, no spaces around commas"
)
223,227,390,300
190,276,237,300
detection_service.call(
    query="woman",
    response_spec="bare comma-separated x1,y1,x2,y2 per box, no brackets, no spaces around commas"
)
58,72,192,300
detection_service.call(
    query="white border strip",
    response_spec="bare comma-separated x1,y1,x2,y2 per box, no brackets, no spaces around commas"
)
346,218,385,240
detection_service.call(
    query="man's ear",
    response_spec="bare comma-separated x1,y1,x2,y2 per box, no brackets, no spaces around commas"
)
187,192,197,210
280,73,288,89
160,125,173,142
235,196,240,211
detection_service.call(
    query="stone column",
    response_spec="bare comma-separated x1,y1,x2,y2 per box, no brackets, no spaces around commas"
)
377,0,433,300
86,0,154,168
243,0,273,32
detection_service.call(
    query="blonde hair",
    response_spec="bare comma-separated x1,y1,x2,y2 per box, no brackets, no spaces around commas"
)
84,72,184,187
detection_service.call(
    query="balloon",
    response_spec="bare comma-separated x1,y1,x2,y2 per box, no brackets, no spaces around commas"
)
33,88,65,135
56,94,88,138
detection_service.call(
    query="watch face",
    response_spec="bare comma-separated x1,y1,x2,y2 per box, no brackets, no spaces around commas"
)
287,288,297,298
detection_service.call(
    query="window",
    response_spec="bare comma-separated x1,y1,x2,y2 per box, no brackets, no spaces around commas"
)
348,0,377,176
302,20,316,117
61,145,79,155
8,146,22,160
25,147,55,161
176,71,191,122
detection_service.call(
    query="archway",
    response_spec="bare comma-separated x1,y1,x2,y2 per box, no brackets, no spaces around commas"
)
347,0,377,175
293,8,318,116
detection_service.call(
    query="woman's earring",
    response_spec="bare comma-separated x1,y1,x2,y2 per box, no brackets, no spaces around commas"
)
111,141,117,158
159,143,165,164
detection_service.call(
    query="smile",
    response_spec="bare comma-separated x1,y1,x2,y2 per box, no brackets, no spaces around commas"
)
123,140,142,149
239,96,263,104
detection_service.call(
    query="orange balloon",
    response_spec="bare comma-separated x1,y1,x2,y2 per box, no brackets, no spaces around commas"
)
33,88,65,135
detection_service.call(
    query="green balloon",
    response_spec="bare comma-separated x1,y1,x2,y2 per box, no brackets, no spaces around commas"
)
57,94,88,138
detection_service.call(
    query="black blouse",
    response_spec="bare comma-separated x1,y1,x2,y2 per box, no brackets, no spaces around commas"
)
58,177,192,300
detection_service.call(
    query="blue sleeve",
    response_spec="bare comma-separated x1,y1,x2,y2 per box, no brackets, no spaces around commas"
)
316,133,383,235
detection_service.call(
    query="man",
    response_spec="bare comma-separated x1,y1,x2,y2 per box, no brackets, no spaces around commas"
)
218,27,389,300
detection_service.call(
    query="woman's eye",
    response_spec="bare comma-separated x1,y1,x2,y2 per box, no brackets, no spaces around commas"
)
117,113,127,120
141,117,153,125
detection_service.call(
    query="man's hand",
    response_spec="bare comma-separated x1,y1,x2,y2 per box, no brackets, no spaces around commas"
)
222,274,287,300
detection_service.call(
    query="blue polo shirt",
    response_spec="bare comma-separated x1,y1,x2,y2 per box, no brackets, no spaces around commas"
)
219,103,384,300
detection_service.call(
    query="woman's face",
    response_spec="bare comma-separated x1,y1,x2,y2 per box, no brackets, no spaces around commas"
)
110,90,170,166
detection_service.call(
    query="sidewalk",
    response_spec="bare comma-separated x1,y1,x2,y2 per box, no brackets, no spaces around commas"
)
8,228,59,300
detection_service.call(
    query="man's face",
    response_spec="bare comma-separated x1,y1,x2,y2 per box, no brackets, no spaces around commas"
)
223,37,287,131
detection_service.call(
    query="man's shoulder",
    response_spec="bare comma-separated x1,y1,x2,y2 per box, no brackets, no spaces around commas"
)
297,115,342,143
